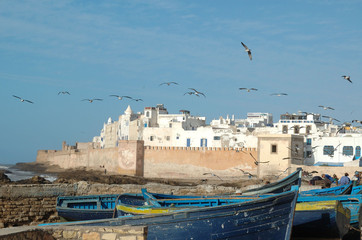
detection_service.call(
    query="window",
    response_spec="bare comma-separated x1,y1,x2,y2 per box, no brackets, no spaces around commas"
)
200,138,207,147
169,123,172,128
306,151,312,158
282,125,288,134
306,125,311,134
294,126,300,134
271,144,277,153
306,138,312,145
323,145,334,155
343,146,353,156
356,146,361,159
213,136,221,140
146,111,150,117
166,136,170,141
150,136,154,141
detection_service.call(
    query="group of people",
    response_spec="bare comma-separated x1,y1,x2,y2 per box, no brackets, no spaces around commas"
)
321,172,360,188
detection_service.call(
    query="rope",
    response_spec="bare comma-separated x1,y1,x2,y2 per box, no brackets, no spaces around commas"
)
349,225,362,233
112,194,122,218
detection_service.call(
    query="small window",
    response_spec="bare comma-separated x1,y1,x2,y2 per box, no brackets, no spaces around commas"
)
306,151,312,158
356,146,361,159
214,136,221,140
306,125,311,134
166,136,170,141
146,111,150,117
271,144,277,153
169,123,172,128
306,138,312,146
323,145,334,155
282,125,288,134
343,146,353,156
294,126,299,134
150,136,154,141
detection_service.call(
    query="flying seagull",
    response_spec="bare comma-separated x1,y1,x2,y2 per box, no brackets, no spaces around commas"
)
342,75,352,83
234,168,256,177
188,88,206,97
318,105,335,110
322,115,340,123
12,95,33,103
239,88,258,92
132,98,143,102
241,42,252,61
58,91,70,95
352,120,362,124
159,82,179,86
270,93,288,97
109,95,133,100
203,173,223,180
82,98,103,103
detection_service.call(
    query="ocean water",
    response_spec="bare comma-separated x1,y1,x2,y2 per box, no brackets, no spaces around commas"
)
0,164,57,182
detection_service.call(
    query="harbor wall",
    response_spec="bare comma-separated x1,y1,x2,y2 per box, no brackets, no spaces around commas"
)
36,141,258,178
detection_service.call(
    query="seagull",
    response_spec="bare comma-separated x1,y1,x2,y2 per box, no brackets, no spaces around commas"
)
318,105,335,110
270,93,288,97
132,98,143,102
58,91,70,95
342,75,352,83
249,153,269,165
159,82,179,86
322,115,340,123
82,98,103,103
241,42,252,61
239,88,258,92
203,173,223,180
352,120,362,124
234,168,256,177
282,157,303,161
188,88,206,97
12,95,34,103
287,146,300,154
109,95,133,100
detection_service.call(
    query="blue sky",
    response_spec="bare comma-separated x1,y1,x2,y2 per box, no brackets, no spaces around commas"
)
1,0,362,164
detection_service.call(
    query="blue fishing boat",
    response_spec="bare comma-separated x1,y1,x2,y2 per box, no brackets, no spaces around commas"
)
55,168,302,221
49,190,299,240
292,200,351,239
299,183,353,196
56,194,120,221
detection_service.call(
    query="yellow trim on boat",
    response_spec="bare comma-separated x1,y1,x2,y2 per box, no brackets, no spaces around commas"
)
296,200,350,218
117,205,180,214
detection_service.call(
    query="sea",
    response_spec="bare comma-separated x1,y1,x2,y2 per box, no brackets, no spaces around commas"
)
0,164,57,182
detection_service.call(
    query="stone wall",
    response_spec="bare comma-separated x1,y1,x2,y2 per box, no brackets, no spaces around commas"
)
0,182,240,228
36,141,258,179
144,146,257,178
0,226,147,240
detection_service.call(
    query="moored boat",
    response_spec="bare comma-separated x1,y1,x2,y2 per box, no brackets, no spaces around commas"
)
49,190,299,240
299,183,353,196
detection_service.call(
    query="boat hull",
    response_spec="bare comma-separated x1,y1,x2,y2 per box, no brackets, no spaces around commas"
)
52,191,298,240
292,200,351,239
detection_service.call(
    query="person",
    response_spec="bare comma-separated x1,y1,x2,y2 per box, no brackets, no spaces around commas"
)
339,173,350,186
321,174,332,188
333,174,339,184
351,172,360,186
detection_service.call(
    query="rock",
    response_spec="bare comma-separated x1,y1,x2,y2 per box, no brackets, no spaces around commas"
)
0,172,11,184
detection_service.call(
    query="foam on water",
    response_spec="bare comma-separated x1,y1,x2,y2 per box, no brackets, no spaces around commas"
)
0,164,56,182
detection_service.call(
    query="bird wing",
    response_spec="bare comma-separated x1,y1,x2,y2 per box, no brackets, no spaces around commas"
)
159,83,166,86
109,95,120,97
241,42,248,50
188,88,197,92
94,99,103,101
25,100,34,104
122,96,133,99
248,51,252,60
13,95,21,99
170,82,179,85
239,88,247,90
250,88,257,91
82,99,90,101
328,107,335,110
199,92,206,97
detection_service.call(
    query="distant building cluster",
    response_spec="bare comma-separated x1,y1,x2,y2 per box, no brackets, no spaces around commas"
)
93,104,362,166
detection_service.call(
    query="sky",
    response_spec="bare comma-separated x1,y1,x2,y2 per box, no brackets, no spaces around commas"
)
1,0,362,164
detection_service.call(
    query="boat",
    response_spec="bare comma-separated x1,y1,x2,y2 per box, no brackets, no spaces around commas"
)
48,190,299,240
55,168,302,221
299,183,353,196
292,200,351,239
240,168,302,195
56,194,120,221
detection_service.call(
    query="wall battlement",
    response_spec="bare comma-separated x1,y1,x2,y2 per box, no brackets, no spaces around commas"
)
144,146,257,152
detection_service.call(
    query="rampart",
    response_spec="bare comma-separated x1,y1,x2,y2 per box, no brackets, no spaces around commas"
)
36,141,258,178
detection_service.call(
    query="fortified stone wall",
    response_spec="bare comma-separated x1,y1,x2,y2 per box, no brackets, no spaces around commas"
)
144,146,257,178
36,141,258,179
